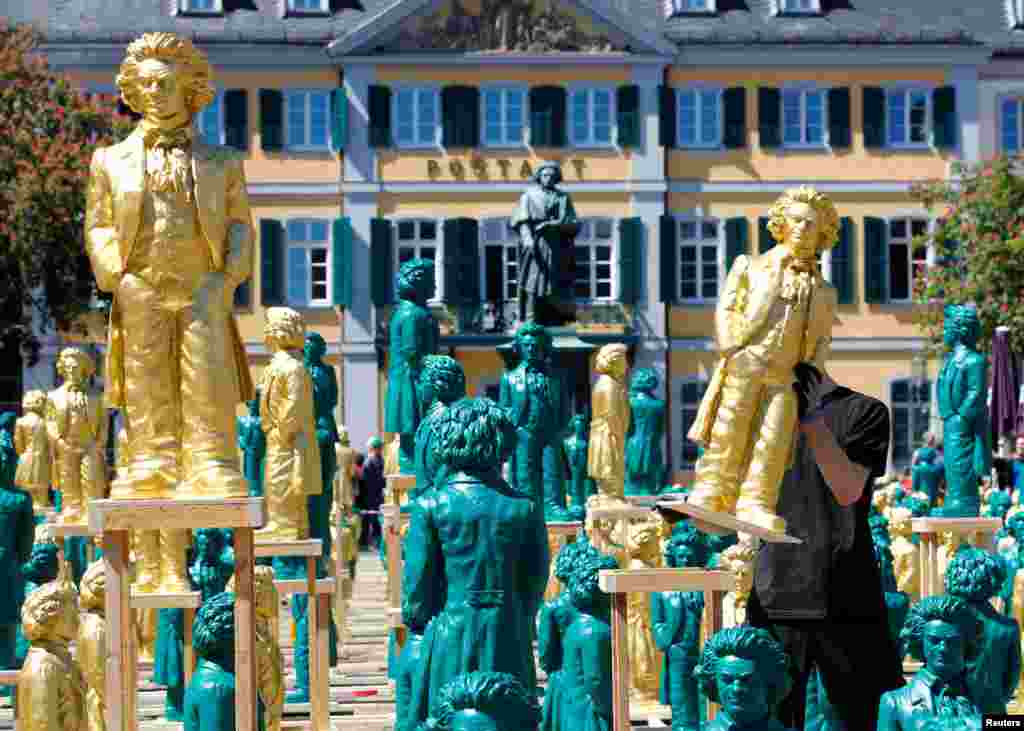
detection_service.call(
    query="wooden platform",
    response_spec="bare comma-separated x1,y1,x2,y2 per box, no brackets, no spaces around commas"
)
912,516,1002,597
256,539,324,558
89,497,266,532
656,501,802,544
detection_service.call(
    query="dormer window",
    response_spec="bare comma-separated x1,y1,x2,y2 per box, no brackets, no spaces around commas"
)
287,0,329,14
1012,0,1024,28
778,0,820,14
663,0,715,17
179,0,222,14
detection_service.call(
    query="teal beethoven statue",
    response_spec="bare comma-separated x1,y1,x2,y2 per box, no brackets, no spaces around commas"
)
237,392,265,497
14,542,59,670
0,418,34,683
185,592,237,731
560,545,618,731
911,448,944,511
693,627,794,731
945,547,1021,714
499,322,570,519
874,541,910,652
412,355,466,500
403,398,550,726
878,595,982,731
384,259,441,475
562,415,596,520
651,525,709,731
935,305,991,517
538,539,588,731
625,368,666,497
419,672,542,731
305,331,338,564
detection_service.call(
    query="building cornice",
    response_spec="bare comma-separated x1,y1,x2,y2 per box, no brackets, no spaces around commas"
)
339,54,672,66
669,180,919,194
673,44,991,68
38,43,335,70
669,337,929,352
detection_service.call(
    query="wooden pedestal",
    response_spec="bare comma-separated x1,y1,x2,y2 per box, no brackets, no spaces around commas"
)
911,517,1002,598
49,523,97,565
255,539,331,731
545,522,583,599
130,592,201,686
89,497,266,731
381,504,410,653
599,569,733,731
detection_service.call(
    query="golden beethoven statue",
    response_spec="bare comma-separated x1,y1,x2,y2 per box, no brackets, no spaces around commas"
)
85,34,254,592
587,343,631,503
686,187,838,535
77,561,108,731
14,390,52,508
228,566,283,731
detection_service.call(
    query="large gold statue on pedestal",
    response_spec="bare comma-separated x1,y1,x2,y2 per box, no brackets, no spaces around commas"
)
686,187,839,535
85,33,255,592
587,344,630,505
14,391,51,508
258,308,321,542
46,348,108,525
18,567,86,731
77,561,107,731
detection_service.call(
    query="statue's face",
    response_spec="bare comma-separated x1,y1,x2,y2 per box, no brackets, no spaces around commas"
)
784,202,821,261
943,317,960,348
715,656,770,725
609,352,627,380
519,334,545,365
451,709,500,731
60,355,88,385
538,167,557,189
922,620,965,681
417,378,437,409
136,58,190,129
196,532,213,559
54,596,79,643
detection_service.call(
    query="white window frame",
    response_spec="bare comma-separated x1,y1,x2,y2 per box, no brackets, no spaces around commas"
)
677,86,723,149
885,86,933,149
664,0,715,14
1010,0,1024,28
781,86,827,148
568,85,617,149
679,378,710,469
886,216,934,304
392,86,441,149
287,0,329,13
393,218,443,303
285,218,332,308
195,89,225,146
179,0,222,13
777,0,820,12
890,377,932,470
479,217,519,303
1000,95,1023,153
675,216,723,304
285,89,331,152
573,217,617,303
480,85,528,148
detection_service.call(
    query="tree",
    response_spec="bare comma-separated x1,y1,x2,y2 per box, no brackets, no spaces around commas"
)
912,154,1024,356
0,21,133,364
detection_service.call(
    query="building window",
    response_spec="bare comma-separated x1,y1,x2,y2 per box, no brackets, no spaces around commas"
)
179,0,222,12
287,0,328,12
677,88,722,148
482,87,526,147
891,378,931,469
196,91,224,146
394,88,440,148
677,219,721,302
286,219,331,307
480,218,519,302
886,88,931,147
1002,97,1023,152
1013,0,1024,28
570,87,615,147
888,218,930,303
782,88,826,146
680,379,709,468
664,0,715,14
395,219,442,301
285,90,330,150
574,218,615,301
779,0,820,11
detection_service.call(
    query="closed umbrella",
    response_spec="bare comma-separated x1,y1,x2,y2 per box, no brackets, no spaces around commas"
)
991,326,1018,456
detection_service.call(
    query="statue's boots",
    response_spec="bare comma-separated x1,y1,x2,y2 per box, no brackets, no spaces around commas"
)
134,530,163,594
157,528,191,594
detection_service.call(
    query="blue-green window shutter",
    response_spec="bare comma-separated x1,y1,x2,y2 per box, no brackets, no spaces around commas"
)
370,218,394,306
722,87,746,149
832,217,855,305
368,85,391,148
659,214,678,304
332,217,353,307
658,86,676,148
864,216,888,304
862,87,885,149
442,218,481,305
529,86,567,147
932,86,957,149
827,87,851,149
758,87,781,149
233,281,251,308
259,90,283,151
618,217,641,305
616,85,640,148
259,218,285,306
758,216,774,253
224,89,248,151
331,87,348,152
442,86,480,148
724,217,748,273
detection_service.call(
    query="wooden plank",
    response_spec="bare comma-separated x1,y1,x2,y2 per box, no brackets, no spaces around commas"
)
546,521,583,536
49,523,93,538
183,607,195,687
104,529,133,731
623,496,660,506
610,592,630,731
314,593,331,731
307,556,324,731
387,608,404,629
89,498,267,532
0,671,16,685
656,501,802,544
274,578,337,596
587,505,654,521
911,517,1002,534
130,592,201,610
599,568,733,594
255,539,323,558
235,527,258,731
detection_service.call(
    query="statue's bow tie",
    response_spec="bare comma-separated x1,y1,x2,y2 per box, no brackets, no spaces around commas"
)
785,258,816,274
143,126,193,151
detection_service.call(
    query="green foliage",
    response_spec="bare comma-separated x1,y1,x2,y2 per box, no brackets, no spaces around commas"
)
911,154,1024,356
0,22,133,362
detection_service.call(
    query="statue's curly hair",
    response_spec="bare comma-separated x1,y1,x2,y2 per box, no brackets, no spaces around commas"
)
664,523,709,569
116,33,215,117
195,527,227,558
1007,510,1024,541
553,537,589,583
23,542,60,586
419,356,467,406
695,627,791,707
595,344,628,375
512,321,553,358
228,565,277,620
57,347,96,381
567,546,618,611
264,307,306,350
395,258,436,301
945,546,1005,602
21,390,47,414
766,186,840,254
22,572,78,642
193,592,235,661
419,671,541,731
304,331,327,360
80,559,107,611
629,368,659,396
434,398,515,474
943,304,980,347
900,595,979,663
532,160,563,185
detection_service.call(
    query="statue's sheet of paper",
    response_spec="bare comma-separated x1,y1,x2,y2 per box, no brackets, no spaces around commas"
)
656,500,803,544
